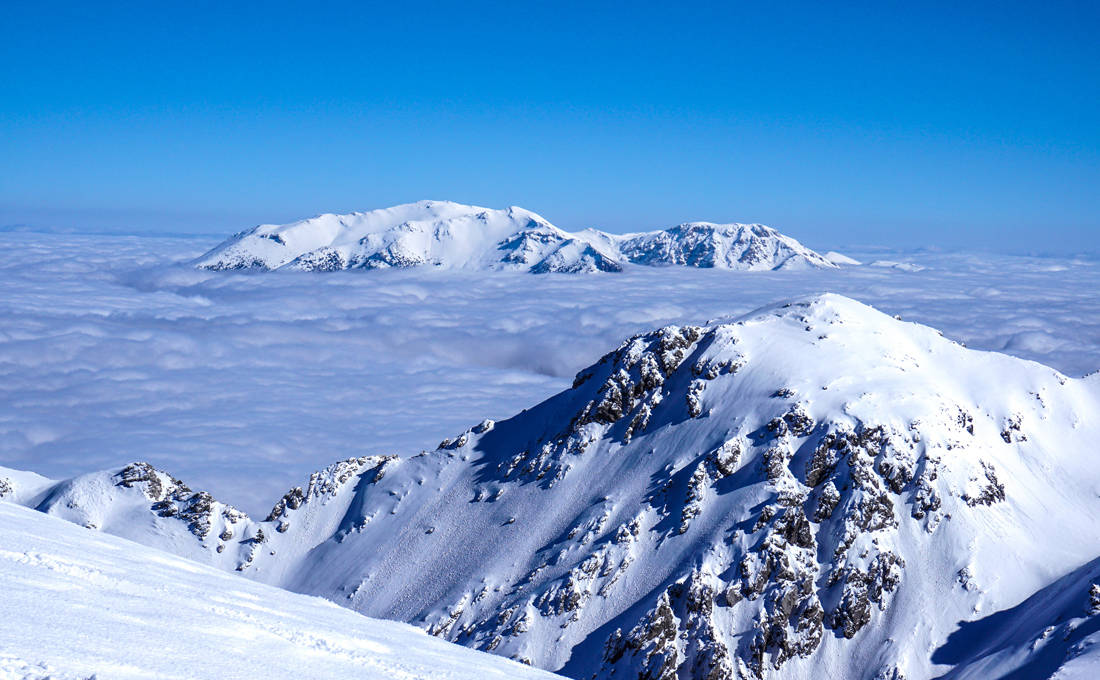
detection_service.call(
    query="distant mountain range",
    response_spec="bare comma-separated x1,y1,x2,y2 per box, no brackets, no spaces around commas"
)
195,201,842,273
6,293,1100,679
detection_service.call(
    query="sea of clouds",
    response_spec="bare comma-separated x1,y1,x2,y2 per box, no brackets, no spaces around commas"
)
2,232,1097,515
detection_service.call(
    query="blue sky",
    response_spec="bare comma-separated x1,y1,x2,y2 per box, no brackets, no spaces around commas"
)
2,1,1097,252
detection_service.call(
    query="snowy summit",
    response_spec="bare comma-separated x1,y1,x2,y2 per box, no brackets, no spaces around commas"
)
5,294,1100,679
195,200,839,273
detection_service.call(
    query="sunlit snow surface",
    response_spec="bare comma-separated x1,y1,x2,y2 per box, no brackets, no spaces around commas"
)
0,502,562,680
1,232,1097,515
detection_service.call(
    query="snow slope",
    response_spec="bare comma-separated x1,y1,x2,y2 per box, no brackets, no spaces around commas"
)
932,554,1100,680
0,501,562,680
194,200,837,272
825,251,862,266
7,293,1100,679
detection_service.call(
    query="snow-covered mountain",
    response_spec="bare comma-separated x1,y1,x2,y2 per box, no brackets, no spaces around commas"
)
194,200,838,273
6,293,1100,679
0,501,562,680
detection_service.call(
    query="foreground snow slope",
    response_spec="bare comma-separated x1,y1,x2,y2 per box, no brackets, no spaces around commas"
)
195,200,837,272
7,293,1100,679
0,501,562,680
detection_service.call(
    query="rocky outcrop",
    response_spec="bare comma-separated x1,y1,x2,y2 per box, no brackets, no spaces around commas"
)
115,462,249,541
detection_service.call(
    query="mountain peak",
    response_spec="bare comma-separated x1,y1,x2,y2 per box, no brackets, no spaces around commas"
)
12,296,1088,679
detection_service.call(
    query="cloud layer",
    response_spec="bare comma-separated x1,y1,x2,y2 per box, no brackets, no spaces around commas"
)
2,233,1097,514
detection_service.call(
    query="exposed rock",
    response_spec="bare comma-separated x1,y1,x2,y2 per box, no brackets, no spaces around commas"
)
602,592,681,680
814,482,841,521
686,379,706,418
830,551,905,638
266,456,396,523
963,461,1006,507
1000,414,1027,443
116,463,245,540
710,438,743,477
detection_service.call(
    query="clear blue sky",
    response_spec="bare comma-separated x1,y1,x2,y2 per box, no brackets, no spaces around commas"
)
2,1,1097,252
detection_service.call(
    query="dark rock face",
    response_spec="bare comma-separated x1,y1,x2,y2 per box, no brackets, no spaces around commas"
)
266,487,306,522
830,551,905,639
768,405,815,438
116,462,173,500
603,592,684,680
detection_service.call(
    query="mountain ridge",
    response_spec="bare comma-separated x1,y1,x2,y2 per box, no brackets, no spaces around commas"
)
5,293,1100,679
195,200,840,273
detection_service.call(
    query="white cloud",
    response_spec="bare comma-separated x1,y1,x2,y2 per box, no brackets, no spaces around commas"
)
2,233,1097,515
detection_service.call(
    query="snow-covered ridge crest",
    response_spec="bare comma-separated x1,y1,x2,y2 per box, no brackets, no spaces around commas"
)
195,200,839,273
7,293,1100,679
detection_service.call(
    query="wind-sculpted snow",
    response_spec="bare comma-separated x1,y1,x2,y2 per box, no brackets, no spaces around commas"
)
0,502,564,680
2,232,1099,518
195,200,837,273
9,294,1100,679
932,555,1100,679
